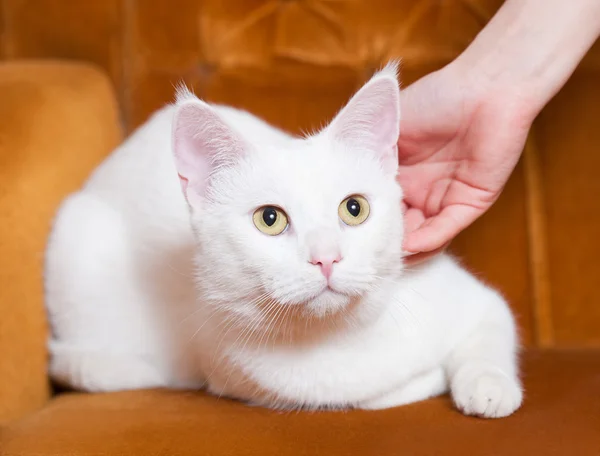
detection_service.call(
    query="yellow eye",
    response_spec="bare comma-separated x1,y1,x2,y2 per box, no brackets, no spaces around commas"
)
253,206,289,236
339,195,370,226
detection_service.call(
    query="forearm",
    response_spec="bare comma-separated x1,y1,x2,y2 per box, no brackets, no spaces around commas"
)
455,0,600,119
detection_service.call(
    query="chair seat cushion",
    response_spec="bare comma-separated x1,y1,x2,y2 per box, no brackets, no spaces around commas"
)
2,350,599,455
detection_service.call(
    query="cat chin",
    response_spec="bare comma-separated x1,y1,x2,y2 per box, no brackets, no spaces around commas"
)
306,288,351,317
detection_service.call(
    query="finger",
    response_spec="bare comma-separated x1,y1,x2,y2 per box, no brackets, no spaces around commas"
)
403,207,426,234
403,242,450,266
396,167,432,208
396,163,452,210
402,205,481,253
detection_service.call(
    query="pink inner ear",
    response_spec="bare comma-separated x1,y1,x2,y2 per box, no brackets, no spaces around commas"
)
172,104,212,206
177,173,190,196
329,71,401,171
172,100,245,207
367,82,401,149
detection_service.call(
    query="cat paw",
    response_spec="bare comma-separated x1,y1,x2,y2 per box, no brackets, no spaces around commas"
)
451,364,522,418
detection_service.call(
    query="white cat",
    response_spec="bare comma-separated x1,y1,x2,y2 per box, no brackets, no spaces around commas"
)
45,62,522,418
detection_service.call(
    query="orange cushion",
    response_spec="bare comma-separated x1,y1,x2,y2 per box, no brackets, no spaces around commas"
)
2,350,599,455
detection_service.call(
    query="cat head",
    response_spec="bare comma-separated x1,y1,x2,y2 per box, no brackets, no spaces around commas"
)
172,62,403,322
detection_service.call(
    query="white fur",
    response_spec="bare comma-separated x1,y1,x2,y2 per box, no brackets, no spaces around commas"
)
45,62,522,418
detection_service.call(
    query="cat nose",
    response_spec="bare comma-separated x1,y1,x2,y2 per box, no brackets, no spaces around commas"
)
310,254,342,280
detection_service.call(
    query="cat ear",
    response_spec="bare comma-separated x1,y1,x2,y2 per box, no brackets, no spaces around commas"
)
172,86,247,207
327,61,401,174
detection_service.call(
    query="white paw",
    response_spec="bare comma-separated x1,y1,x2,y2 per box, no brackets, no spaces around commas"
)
451,364,523,418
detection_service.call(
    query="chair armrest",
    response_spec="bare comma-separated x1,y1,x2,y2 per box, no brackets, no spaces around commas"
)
0,61,122,423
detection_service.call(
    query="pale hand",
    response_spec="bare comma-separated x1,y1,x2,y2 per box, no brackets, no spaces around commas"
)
398,63,535,262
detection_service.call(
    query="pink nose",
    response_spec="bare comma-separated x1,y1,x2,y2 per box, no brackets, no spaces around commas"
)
310,254,342,279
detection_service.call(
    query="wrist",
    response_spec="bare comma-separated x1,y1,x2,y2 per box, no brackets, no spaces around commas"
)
451,0,600,122
449,46,542,128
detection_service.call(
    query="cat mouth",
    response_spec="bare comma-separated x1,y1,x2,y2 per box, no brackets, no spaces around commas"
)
306,285,352,317
323,286,340,295
306,285,342,302
319,284,346,298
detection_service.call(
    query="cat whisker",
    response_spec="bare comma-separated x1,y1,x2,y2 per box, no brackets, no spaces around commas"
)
204,291,282,387
179,305,207,326
209,292,271,351
227,294,275,354
165,262,194,279
372,275,430,306
186,308,220,344
255,300,288,354
368,282,422,332
262,298,290,351
216,296,276,398
279,304,297,348
237,298,278,356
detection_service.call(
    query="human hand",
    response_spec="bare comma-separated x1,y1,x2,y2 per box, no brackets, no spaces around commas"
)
398,62,535,262
397,0,600,264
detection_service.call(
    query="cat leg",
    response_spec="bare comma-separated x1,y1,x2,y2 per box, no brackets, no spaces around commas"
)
50,342,166,392
446,292,523,418
358,367,447,410
46,192,168,392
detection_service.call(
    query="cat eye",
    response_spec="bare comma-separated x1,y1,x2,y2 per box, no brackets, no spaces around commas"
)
339,195,370,226
253,206,289,236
